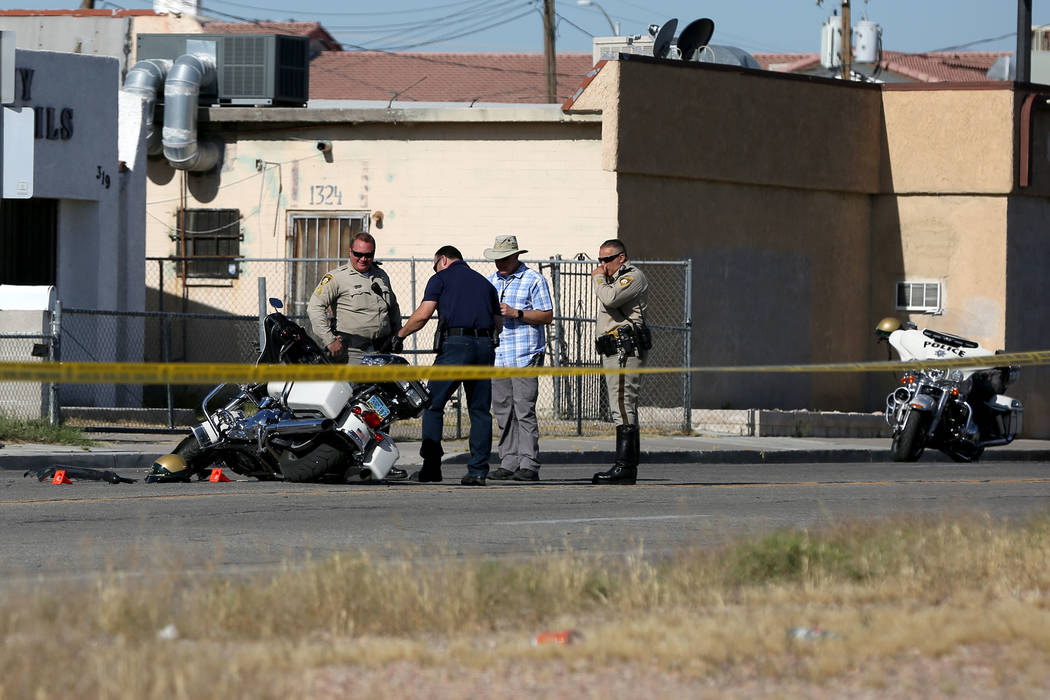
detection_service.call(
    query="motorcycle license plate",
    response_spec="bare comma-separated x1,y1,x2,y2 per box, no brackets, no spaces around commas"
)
367,394,391,420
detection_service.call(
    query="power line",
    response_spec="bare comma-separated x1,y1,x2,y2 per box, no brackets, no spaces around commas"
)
201,0,484,18
553,11,594,40
311,0,513,35
333,0,521,49
368,7,538,52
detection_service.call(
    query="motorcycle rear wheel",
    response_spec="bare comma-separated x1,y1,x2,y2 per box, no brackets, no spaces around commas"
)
276,435,355,483
891,410,929,462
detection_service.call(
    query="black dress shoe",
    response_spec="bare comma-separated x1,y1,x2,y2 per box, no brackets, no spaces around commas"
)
488,467,516,480
460,474,486,486
386,467,408,480
512,468,539,482
409,469,443,483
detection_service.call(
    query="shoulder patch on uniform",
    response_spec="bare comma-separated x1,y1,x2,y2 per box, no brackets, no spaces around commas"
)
313,274,333,296
618,275,633,287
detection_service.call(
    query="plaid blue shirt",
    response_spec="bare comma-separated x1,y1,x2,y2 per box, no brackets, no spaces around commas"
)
488,263,553,368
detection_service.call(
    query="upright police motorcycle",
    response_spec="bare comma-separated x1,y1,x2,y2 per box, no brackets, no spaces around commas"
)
147,299,430,483
875,318,1023,462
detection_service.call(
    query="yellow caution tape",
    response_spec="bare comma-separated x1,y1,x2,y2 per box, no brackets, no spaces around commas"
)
0,349,1048,385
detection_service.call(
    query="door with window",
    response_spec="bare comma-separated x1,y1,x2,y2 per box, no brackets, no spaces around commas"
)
287,212,369,316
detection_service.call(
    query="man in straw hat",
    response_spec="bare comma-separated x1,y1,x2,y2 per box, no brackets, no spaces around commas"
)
484,235,553,482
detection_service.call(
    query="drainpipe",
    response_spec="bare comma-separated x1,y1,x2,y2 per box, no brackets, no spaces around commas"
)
122,58,171,157
162,53,220,172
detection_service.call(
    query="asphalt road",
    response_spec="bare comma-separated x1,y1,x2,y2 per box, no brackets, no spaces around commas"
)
2,460,1049,583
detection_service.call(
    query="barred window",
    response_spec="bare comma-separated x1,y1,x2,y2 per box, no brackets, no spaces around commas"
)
287,213,369,314
896,281,942,313
177,209,242,278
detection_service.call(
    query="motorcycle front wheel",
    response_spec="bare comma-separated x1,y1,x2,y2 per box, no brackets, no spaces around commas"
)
891,410,930,462
172,435,280,480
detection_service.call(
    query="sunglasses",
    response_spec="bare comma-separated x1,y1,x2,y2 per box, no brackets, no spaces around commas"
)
597,253,622,264
351,249,375,259
432,255,445,272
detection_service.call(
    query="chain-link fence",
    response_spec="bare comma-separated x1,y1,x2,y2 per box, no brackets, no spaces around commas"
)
52,256,693,437
0,328,58,422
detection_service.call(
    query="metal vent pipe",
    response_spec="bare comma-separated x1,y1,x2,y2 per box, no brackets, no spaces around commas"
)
122,58,172,157
162,53,220,172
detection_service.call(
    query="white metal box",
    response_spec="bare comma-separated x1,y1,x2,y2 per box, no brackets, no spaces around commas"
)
267,381,351,419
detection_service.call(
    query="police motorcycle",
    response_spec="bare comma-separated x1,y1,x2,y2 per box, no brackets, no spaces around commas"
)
147,298,430,483
875,318,1023,463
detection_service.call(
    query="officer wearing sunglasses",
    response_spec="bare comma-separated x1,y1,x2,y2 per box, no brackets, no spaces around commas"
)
591,238,649,485
306,231,402,365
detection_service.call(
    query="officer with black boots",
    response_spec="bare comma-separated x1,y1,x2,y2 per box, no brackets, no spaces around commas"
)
590,239,650,485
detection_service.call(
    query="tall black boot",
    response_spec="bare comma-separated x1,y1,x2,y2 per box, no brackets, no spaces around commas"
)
592,424,639,485
411,439,444,482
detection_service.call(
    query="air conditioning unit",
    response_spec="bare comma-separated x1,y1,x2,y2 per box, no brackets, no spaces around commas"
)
136,33,309,106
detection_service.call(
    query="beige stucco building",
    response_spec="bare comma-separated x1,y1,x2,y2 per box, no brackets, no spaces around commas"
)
566,56,1050,434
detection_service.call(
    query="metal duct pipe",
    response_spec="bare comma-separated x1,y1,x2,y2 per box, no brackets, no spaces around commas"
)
162,53,220,172
122,58,171,157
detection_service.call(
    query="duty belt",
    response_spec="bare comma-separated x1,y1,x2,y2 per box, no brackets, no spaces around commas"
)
443,327,494,338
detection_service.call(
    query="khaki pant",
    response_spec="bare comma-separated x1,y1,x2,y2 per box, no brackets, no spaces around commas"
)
602,353,643,426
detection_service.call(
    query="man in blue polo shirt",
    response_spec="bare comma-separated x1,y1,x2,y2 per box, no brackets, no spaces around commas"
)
484,235,553,482
394,245,501,486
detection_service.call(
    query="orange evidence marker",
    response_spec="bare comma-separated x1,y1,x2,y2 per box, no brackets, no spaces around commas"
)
51,470,73,485
208,467,231,482
532,629,584,646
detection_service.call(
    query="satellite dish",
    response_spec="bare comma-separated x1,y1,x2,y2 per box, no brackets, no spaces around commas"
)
652,18,678,59
677,18,715,60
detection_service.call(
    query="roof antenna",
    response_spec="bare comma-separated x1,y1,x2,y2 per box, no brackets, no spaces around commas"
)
387,76,427,108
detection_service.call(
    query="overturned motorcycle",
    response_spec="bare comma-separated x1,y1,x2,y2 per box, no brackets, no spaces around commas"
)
147,299,430,483
875,318,1023,463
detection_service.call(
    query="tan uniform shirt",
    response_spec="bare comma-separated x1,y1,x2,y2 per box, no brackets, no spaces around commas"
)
306,264,401,347
594,263,649,334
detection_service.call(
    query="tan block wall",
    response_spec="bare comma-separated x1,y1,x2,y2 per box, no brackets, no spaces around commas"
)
618,174,873,411
870,195,1008,349
880,88,1016,194
612,59,883,193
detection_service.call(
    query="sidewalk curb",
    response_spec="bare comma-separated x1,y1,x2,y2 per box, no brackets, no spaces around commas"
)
443,449,1050,465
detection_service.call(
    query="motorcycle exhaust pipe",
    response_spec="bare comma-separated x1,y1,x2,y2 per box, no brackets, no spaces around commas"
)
263,418,334,438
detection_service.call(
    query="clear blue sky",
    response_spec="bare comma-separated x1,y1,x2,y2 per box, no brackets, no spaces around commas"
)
14,0,1042,55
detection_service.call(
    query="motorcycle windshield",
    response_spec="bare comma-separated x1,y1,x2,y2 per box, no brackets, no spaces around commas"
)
258,314,329,366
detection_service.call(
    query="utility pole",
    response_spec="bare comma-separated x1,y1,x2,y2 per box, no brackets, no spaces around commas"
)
1017,0,1032,83
840,0,851,80
543,0,557,102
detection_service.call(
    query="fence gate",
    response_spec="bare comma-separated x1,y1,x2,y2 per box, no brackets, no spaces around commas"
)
0,301,61,424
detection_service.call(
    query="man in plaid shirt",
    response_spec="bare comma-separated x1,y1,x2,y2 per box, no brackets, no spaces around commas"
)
484,235,554,481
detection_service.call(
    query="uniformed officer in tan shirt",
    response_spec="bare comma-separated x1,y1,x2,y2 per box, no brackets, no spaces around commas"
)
307,232,401,365
590,238,649,485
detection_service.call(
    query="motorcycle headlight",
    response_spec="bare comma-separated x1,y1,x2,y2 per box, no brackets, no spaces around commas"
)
947,369,964,382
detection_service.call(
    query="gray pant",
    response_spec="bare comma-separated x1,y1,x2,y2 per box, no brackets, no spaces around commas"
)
602,353,643,426
492,375,541,472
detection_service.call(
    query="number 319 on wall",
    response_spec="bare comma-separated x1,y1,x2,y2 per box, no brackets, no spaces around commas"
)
309,184,343,205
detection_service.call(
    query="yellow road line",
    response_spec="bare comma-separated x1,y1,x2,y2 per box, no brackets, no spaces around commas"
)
4,477,1048,506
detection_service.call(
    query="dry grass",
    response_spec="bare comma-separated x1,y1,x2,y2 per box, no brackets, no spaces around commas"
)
4,513,1050,698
